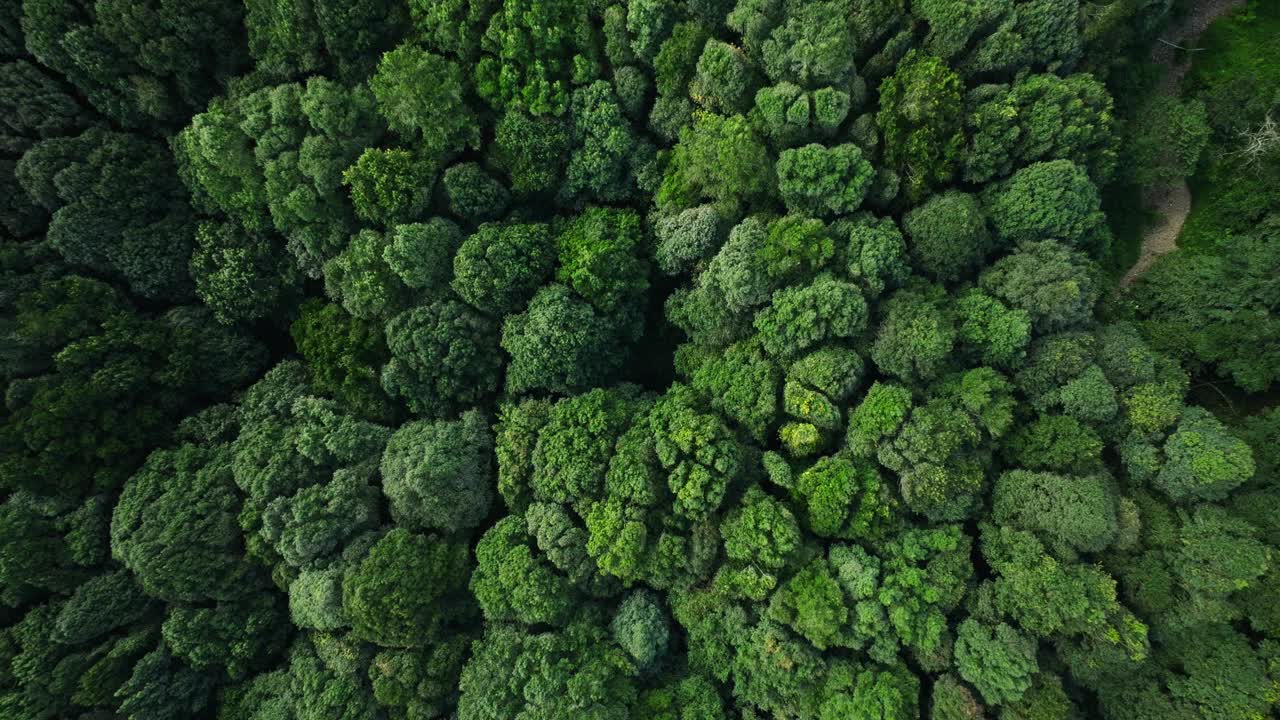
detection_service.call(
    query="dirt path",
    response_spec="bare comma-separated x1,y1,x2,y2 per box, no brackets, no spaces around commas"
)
1120,0,1247,288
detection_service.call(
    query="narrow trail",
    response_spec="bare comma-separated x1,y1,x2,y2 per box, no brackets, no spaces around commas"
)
1119,0,1247,288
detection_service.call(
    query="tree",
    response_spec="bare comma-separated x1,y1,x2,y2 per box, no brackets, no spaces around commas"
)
870,283,957,384
443,162,510,224
371,45,478,158
475,0,595,117
472,515,577,626
689,340,781,442
260,467,380,567
381,410,494,532
383,218,464,293
611,590,671,671
555,208,650,313
411,0,500,58
992,470,1119,557
342,148,434,226
776,144,874,217
902,191,992,283
718,486,800,600
342,528,474,647
502,284,633,396
457,618,637,720
174,78,385,277
843,214,911,298
690,40,755,114
369,638,470,720
1131,226,1280,393
110,443,260,603
1123,95,1211,187
649,385,743,522
876,51,964,199
560,81,651,205
189,219,301,324
452,221,556,315
955,289,1032,368
755,274,868,361
162,594,289,680
982,160,1109,254
382,300,502,417
1153,407,1255,502
979,240,1100,333
768,558,851,650
243,0,407,82
491,110,570,192
760,0,860,89
792,456,896,541
18,129,197,300
21,0,248,127
658,112,775,214
654,205,727,275
323,229,410,320
964,73,1119,184
290,300,395,423
1,279,265,495
954,619,1039,706
115,647,216,720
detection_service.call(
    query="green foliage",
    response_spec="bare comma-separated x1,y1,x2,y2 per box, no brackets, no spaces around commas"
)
111,443,260,603
871,283,957,384
979,240,1101,333
760,0,860,89
1154,407,1254,502
383,218,464,293
471,515,576,626
7,4,1280,718
371,45,477,158
658,112,775,214
689,340,780,441
382,299,502,417
323,229,410,320
452,221,555,315
475,0,594,117
954,619,1039,706
342,148,433,227
755,273,868,361
19,128,197,300
501,284,632,395
556,207,649,312
443,162,510,224
964,73,1119,184
992,470,1119,556
491,110,570,192
843,215,911,297
902,190,992,283
21,0,247,127
877,51,965,199
457,617,637,720
1131,224,1280,392
776,144,875,217
290,300,394,423
1123,95,1211,188
983,160,1110,254
611,590,671,670
561,81,652,205
691,40,755,114
190,219,301,324
793,456,896,540
381,410,493,531
342,528,474,647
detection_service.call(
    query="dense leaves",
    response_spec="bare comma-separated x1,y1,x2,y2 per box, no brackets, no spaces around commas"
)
3,2,1278,720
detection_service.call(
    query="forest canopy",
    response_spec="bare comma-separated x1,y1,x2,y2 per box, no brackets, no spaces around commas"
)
2,0,1279,719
